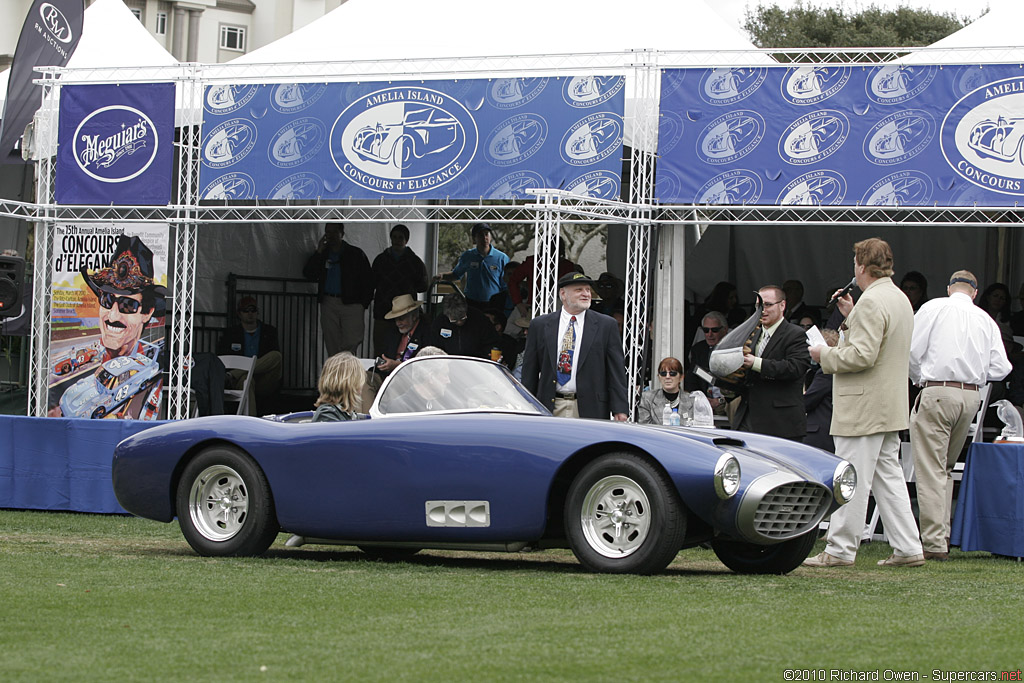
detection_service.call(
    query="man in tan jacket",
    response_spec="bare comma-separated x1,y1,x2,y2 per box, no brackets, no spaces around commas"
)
804,238,925,568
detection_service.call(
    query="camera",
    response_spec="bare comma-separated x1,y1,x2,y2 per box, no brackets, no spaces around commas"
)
375,356,386,368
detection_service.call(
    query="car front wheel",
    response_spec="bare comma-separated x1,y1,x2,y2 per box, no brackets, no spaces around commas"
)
710,530,817,575
565,453,686,575
176,446,279,557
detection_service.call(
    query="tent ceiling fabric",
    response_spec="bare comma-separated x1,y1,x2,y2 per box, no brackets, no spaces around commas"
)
230,0,762,66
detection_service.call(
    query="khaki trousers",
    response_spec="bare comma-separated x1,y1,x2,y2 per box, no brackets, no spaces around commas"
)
321,297,365,356
910,385,980,553
553,396,580,418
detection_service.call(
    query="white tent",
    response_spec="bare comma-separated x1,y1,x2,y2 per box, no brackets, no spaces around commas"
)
228,0,764,66
901,0,1024,64
0,0,180,121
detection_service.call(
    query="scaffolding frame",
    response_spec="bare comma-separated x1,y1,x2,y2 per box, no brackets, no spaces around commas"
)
12,45,1024,419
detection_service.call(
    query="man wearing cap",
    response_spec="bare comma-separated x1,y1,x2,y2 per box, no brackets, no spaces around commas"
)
217,296,283,415
427,292,500,358
303,222,374,355
909,270,1012,561
81,234,166,362
521,272,628,421
438,223,509,310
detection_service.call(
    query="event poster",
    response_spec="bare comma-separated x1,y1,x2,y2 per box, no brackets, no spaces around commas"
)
47,222,168,420
55,83,175,205
657,64,1024,207
198,76,625,201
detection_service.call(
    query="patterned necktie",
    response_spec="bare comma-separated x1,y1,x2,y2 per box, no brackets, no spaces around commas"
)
756,331,771,356
557,316,577,386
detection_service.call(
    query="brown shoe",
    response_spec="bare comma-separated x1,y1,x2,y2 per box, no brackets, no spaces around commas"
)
923,551,949,561
803,551,854,567
877,553,925,567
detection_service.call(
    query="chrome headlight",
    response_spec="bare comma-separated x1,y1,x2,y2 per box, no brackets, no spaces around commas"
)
832,461,857,505
714,453,741,500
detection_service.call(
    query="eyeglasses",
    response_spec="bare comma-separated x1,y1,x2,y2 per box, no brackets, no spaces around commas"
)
658,370,680,377
762,300,783,308
702,326,723,333
239,306,258,313
99,292,143,314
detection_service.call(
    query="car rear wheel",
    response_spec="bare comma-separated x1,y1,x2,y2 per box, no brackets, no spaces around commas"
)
176,446,279,557
710,530,817,575
60,362,71,374
393,137,412,170
565,453,686,575
91,407,106,419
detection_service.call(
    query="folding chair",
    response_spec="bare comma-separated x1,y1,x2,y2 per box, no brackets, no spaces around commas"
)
219,354,256,415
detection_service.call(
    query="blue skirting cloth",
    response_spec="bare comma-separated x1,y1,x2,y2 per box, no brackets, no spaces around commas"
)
0,416,163,514
951,442,1024,557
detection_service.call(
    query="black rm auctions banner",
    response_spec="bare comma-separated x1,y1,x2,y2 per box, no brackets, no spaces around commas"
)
0,0,85,163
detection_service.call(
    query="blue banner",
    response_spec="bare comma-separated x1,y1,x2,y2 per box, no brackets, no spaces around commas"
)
198,77,625,201
55,83,175,205
657,64,1024,207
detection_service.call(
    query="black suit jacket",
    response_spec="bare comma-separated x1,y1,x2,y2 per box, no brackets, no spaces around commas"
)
803,367,834,452
734,320,811,439
521,309,628,419
217,322,280,358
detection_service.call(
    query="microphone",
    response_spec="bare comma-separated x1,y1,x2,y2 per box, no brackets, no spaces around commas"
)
826,277,857,310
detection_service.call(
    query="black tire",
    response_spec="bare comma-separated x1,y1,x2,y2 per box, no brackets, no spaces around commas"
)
711,530,817,575
91,407,106,419
175,446,279,557
358,546,421,561
60,362,71,375
565,452,686,575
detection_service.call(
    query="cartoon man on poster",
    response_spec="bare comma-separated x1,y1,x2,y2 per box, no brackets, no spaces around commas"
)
48,233,167,419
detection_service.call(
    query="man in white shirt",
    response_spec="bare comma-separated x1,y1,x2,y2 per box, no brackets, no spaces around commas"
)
909,270,1012,561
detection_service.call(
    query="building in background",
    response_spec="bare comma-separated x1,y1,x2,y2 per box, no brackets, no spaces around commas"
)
1,0,350,67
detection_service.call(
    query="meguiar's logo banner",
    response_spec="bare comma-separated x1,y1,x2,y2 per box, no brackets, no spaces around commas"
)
199,77,625,201
55,83,175,205
657,64,1024,207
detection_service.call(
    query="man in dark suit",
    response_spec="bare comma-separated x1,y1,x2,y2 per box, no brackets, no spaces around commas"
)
217,296,282,415
734,284,811,440
521,272,628,420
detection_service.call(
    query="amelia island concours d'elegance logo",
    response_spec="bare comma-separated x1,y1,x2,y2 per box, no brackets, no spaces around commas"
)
72,106,160,183
330,86,477,195
486,78,549,110
862,170,934,207
560,113,623,166
269,117,327,168
698,68,767,106
778,110,850,165
781,66,851,106
271,83,328,114
696,169,763,205
563,76,625,108
205,84,260,115
202,118,258,169
777,170,847,205
862,109,936,166
697,110,765,165
865,65,937,106
942,76,1024,197
201,171,256,200
485,114,548,167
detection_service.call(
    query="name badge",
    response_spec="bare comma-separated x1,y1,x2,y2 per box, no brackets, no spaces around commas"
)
440,329,452,339
231,343,241,352
407,343,419,352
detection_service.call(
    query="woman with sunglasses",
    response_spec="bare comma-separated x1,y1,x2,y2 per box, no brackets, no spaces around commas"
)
636,357,694,425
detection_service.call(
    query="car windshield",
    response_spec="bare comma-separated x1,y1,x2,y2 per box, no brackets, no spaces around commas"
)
373,356,547,417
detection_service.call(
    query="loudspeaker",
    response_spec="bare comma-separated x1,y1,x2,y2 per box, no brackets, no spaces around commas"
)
0,256,26,319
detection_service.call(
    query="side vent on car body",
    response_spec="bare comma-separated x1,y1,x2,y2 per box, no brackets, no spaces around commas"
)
425,500,491,527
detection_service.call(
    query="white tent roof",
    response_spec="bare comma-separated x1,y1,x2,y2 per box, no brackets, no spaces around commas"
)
902,1,1024,64
1,0,181,121
229,0,763,67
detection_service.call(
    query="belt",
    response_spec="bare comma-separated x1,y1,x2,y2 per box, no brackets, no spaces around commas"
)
924,380,979,391
555,392,577,400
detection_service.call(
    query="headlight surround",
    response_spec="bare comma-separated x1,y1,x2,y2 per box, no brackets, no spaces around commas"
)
832,461,857,505
714,453,741,500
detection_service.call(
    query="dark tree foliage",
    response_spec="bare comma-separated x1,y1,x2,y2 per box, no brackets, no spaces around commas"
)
742,2,976,49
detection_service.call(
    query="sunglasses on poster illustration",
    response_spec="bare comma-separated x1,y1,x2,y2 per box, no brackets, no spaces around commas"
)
80,235,167,317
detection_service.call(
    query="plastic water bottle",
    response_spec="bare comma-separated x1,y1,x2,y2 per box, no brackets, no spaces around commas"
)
668,407,681,427
662,403,673,426
691,391,715,427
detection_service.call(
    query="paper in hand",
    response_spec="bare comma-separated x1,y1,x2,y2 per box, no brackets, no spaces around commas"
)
805,325,827,348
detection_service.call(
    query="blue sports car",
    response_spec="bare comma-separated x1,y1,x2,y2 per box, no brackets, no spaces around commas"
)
112,356,855,575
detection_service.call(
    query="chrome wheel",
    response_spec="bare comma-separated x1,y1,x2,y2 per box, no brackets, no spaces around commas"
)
579,474,652,558
188,464,249,542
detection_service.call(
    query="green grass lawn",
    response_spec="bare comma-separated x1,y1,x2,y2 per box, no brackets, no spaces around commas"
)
1,510,1022,681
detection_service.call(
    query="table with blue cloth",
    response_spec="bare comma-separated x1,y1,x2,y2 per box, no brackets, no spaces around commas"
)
951,442,1024,557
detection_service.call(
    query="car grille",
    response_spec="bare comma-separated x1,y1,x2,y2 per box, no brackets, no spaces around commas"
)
753,482,830,538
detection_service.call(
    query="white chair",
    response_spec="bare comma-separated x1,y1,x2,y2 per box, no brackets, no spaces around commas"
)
219,354,256,416
861,383,991,542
